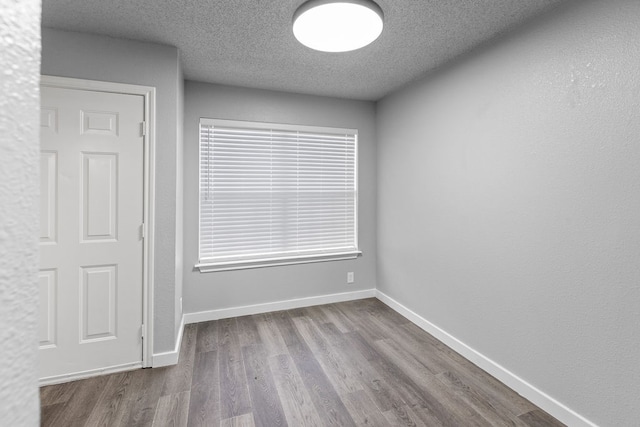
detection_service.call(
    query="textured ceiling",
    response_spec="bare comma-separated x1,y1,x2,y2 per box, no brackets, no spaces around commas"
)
42,0,565,100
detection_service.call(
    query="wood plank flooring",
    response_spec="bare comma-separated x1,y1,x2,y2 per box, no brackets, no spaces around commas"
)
40,298,565,427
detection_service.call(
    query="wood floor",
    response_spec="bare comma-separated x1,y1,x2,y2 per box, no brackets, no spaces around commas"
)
40,298,564,427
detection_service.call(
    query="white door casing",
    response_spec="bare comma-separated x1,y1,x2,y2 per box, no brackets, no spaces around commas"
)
39,77,155,384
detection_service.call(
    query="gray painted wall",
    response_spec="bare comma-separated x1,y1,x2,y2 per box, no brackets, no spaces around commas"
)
175,51,185,339
183,82,377,313
41,28,182,353
0,0,41,424
376,0,640,425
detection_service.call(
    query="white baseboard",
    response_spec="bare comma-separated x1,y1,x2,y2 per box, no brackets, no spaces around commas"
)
39,361,141,386
374,290,597,427
184,288,376,324
153,314,185,367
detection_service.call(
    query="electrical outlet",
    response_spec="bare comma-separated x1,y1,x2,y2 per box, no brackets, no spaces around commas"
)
347,272,355,284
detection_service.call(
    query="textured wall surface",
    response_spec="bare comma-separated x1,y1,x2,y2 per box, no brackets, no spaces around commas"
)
377,0,640,425
41,28,181,353
0,0,41,425
184,82,377,313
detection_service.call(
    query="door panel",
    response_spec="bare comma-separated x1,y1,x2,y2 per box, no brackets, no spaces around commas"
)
38,269,57,349
39,86,145,380
82,152,118,241
40,152,58,244
80,264,117,342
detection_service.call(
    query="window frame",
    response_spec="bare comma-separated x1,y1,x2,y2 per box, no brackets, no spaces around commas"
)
196,118,361,273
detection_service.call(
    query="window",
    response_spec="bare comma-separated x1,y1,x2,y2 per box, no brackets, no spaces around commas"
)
197,118,359,272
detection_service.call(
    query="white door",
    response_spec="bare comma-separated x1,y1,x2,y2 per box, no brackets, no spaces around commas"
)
39,85,145,381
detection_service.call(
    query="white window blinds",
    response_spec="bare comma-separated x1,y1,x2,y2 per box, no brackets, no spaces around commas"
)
198,118,359,271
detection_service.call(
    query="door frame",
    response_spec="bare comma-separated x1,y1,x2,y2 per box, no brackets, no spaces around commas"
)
41,75,156,368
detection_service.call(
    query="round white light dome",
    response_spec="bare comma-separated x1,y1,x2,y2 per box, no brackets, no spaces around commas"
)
293,0,384,53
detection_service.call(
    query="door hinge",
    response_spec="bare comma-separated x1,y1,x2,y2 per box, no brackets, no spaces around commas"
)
141,222,145,239
141,324,146,339
140,121,147,137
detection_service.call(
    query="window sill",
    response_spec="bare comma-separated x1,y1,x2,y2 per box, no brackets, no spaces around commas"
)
195,251,362,273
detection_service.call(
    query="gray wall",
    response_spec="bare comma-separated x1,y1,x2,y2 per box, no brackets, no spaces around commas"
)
41,28,182,353
183,82,377,313
175,52,185,338
0,0,41,424
376,0,640,425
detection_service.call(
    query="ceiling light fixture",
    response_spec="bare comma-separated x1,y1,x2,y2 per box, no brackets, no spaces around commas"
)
293,0,384,53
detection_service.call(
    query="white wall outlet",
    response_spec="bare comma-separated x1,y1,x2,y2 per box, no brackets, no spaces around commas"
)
347,272,355,284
